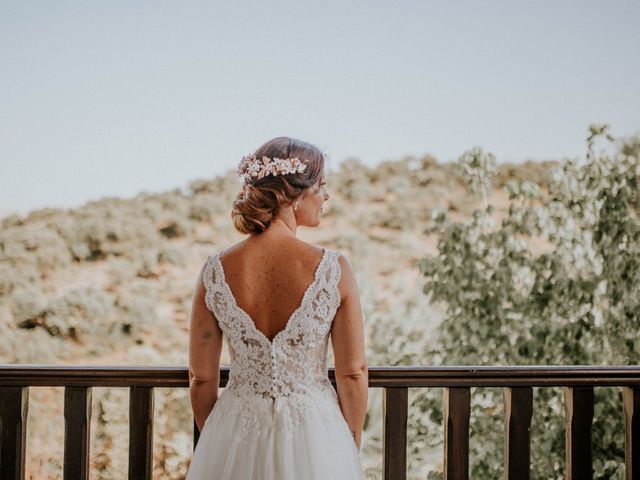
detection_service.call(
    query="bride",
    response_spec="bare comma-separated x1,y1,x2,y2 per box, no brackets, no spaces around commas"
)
186,137,368,479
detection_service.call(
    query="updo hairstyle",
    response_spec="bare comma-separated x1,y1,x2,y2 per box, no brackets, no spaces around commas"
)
231,137,326,235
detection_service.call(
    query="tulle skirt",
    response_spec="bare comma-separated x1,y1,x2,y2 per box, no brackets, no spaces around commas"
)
186,387,363,479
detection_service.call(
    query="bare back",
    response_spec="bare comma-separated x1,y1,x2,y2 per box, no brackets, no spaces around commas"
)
218,238,327,342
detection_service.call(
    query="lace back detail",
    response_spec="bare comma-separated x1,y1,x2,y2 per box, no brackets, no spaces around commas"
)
202,248,342,391
201,247,343,439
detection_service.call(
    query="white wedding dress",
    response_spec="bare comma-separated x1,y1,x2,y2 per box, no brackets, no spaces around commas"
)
186,247,364,479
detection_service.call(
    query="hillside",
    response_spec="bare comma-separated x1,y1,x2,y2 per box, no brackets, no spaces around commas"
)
0,155,556,478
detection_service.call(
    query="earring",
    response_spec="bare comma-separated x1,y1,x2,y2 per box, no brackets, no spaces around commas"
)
293,202,299,212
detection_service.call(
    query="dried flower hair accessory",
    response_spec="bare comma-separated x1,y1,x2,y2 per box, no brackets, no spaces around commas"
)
237,154,307,182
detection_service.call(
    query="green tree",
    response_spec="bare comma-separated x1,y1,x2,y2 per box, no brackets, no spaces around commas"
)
418,125,639,479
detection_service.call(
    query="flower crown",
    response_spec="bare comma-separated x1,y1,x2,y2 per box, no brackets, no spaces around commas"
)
237,153,308,182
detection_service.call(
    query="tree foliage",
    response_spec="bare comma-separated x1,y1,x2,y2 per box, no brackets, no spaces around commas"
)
418,125,639,479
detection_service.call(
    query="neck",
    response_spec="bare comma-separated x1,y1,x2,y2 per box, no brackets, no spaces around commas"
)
265,213,298,237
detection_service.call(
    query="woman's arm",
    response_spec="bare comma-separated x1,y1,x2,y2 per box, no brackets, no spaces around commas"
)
331,253,368,450
188,261,224,432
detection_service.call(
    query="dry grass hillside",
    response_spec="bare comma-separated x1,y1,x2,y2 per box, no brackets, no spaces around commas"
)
0,155,556,479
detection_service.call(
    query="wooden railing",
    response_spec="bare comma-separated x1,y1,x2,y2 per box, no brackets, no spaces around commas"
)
1,365,639,479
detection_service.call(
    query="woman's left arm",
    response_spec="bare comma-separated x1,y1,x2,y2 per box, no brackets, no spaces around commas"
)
189,261,223,432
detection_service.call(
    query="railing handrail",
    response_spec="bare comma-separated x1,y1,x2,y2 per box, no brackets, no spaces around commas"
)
1,364,640,387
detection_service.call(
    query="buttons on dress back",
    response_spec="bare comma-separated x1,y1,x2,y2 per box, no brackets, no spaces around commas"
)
270,352,277,393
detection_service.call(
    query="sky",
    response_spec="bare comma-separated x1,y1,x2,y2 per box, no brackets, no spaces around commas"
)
1,1,639,216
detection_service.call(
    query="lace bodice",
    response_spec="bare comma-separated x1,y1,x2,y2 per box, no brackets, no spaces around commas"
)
202,247,344,439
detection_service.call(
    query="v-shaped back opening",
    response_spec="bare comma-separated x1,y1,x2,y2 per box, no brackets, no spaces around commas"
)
215,247,329,345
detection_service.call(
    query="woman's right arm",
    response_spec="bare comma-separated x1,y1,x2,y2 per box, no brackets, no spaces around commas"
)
188,261,223,432
331,253,368,450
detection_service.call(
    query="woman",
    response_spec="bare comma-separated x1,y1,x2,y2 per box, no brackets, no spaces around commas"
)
186,137,368,479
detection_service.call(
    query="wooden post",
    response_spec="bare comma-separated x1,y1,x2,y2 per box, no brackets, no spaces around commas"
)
383,387,408,480
0,386,29,480
503,387,533,480
64,386,92,480
444,387,470,480
129,386,154,480
564,386,594,480
624,387,639,480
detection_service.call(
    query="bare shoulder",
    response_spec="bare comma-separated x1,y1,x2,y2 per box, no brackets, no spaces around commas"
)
334,250,354,269
225,238,326,262
218,239,250,258
334,250,358,302
287,239,327,262
292,243,355,284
